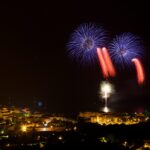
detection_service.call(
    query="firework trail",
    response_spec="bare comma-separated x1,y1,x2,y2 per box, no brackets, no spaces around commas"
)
67,23,107,65
132,58,145,85
97,48,109,78
101,47,116,77
97,47,116,78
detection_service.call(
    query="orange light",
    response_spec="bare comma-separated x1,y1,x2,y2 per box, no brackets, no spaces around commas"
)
97,48,109,78
102,47,116,77
21,125,27,132
132,58,145,85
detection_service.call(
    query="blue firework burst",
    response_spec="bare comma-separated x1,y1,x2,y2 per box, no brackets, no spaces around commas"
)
67,23,107,65
109,33,143,67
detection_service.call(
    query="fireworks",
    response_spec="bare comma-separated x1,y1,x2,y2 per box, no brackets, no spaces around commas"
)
97,48,109,78
67,23,146,86
100,81,114,99
109,33,143,67
100,81,114,113
97,47,116,78
109,33,145,85
67,23,107,65
101,47,116,77
132,58,145,85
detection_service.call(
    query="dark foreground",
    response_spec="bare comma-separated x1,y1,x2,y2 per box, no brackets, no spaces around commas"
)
1,121,150,150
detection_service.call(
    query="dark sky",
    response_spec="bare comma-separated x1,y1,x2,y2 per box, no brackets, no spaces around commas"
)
0,1,149,113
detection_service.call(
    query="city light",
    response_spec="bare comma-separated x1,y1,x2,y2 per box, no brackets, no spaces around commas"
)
58,136,63,140
43,122,48,127
21,125,27,132
0,105,150,149
79,112,147,125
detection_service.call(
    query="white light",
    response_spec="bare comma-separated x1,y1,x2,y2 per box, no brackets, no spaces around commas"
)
100,81,114,99
103,106,109,113
101,84,111,94
99,81,115,113
43,122,48,127
58,136,63,140
43,128,46,131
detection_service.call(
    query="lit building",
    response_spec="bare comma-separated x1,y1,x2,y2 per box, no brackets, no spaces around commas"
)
78,112,147,125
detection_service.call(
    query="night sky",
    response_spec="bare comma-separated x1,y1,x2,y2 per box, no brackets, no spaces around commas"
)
0,1,150,113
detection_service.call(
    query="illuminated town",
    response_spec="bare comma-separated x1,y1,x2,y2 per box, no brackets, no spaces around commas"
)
79,112,149,125
0,105,150,149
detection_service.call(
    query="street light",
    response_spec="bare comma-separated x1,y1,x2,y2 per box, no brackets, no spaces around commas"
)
21,125,27,132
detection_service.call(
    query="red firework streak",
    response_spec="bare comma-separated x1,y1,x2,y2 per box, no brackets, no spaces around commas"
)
97,47,116,78
101,47,116,77
97,48,109,78
132,58,145,85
